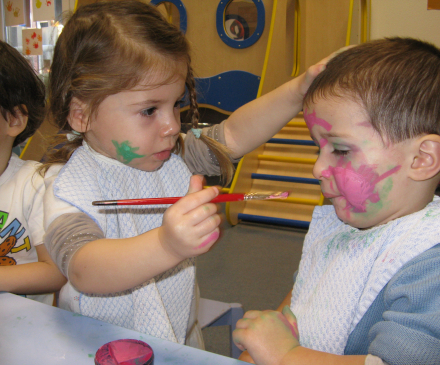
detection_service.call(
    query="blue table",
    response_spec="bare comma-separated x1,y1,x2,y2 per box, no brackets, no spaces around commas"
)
0,292,245,364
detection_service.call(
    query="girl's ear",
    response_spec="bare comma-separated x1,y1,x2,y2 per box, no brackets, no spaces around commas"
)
6,105,28,137
409,134,440,181
68,97,90,133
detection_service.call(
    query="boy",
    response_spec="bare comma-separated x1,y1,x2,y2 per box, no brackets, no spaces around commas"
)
0,41,66,305
233,38,440,365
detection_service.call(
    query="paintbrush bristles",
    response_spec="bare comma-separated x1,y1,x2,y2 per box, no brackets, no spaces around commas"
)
244,191,290,201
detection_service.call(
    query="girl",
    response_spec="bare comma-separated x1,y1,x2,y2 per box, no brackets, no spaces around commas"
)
42,0,327,348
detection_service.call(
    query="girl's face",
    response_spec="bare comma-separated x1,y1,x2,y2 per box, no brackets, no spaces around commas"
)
305,96,413,229
84,76,185,172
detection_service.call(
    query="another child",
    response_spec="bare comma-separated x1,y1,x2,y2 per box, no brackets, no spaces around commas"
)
233,37,440,365
41,0,327,348
0,40,67,305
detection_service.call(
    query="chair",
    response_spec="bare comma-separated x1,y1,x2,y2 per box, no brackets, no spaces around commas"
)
198,298,244,359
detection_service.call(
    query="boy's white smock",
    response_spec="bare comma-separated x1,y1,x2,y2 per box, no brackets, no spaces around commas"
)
44,143,194,344
291,196,440,354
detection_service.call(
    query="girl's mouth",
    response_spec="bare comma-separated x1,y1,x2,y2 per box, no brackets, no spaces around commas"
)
154,149,171,160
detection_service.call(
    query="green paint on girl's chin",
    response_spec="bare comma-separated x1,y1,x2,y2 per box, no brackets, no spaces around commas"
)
112,140,145,164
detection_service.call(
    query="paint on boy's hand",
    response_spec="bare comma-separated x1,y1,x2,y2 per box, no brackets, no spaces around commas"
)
304,108,332,132
112,140,145,164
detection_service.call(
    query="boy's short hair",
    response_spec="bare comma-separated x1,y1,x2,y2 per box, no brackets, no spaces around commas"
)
0,41,46,147
304,37,440,143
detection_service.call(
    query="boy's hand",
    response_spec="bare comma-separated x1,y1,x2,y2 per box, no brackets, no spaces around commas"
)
158,175,221,261
233,306,300,365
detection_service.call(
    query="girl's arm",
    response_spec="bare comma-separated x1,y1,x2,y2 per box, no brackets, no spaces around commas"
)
62,175,221,294
223,61,327,159
0,244,66,294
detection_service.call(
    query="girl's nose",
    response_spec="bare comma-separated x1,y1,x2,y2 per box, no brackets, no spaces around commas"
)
160,114,181,138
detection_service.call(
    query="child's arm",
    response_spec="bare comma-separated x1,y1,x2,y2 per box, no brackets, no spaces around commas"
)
223,59,328,159
233,306,367,365
0,244,66,294
50,175,221,294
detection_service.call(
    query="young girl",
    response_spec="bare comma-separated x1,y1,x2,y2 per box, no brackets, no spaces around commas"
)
42,0,327,348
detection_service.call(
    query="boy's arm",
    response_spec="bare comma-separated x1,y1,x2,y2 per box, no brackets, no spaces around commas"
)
238,290,293,364
0,244,66,294
234,304,367,365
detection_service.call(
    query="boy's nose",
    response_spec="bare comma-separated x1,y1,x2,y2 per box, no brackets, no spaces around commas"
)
312,155,327,180
160,115,181,138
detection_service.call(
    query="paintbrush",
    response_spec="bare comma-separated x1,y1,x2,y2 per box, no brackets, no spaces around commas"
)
92,191,290,206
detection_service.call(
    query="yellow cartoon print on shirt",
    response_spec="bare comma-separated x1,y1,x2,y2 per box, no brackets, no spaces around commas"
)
0,211,31,266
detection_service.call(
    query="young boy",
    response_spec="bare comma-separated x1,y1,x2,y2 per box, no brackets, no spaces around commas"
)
0,41,66,305
233,37,440,365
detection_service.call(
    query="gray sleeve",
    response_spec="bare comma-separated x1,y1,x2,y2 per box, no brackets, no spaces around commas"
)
44,213,105,278
183,121,241,176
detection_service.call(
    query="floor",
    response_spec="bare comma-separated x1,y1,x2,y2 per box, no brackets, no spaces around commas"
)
196,209,307,358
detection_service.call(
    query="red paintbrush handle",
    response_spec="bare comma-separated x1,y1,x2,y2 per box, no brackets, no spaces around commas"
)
211,193,245,203
110,193,246,206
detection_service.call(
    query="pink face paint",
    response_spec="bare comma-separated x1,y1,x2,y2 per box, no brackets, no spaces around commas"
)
277,312,299,340
304,108,333,132
319,138,328,148
323,160,401,213
196,231,220,249
95,339,154,365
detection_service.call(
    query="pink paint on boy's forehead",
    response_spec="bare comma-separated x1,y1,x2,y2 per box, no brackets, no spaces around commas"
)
322,158,401,213
304,108,332,132
319,138,328,148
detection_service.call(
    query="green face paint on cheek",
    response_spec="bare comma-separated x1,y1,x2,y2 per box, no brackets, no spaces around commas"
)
112,140,146,164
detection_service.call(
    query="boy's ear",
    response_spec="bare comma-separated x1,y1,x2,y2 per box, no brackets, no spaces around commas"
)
6,106,28,137
67,97,90,133
409,134,440,181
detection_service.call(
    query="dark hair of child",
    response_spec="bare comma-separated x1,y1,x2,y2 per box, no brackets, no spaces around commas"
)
304,37,440,143
0,41,46,147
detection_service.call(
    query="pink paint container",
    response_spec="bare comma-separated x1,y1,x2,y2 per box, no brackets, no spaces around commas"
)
95,339,154,365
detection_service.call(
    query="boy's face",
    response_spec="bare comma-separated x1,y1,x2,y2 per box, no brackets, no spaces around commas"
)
304,96,413,229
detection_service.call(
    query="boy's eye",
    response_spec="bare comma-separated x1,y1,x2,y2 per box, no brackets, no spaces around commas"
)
333,149,350,156
331,143,350,156
141,107,156,116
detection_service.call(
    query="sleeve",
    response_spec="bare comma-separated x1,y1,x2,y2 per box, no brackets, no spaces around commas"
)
367,245,440,365
43,164,82,230
24,163,46,246
183,122,241,176
44,213,105,278
42,164,105,278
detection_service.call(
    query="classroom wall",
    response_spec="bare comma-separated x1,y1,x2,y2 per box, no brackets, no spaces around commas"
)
370,0,440,47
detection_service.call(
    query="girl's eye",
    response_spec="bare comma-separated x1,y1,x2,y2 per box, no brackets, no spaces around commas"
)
141,107,156,116
174,99,184,108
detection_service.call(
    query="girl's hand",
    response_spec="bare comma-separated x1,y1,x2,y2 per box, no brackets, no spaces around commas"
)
233,306,300,365
158,175,221,261
294,45,356,101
